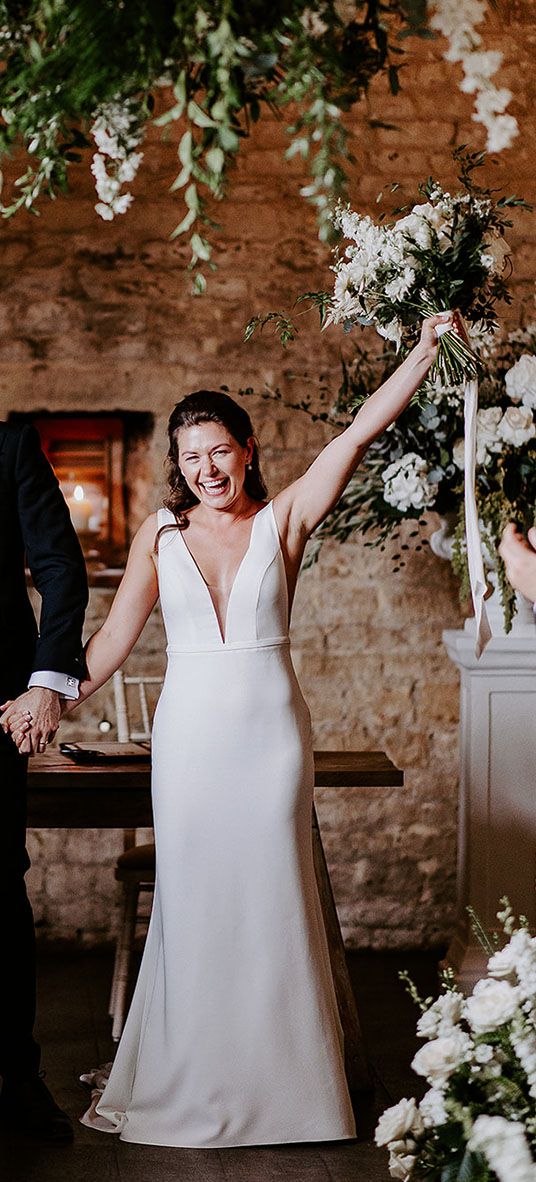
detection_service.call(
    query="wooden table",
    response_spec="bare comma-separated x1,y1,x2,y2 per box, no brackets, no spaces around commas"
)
27,747,403,1092
27,748,403,827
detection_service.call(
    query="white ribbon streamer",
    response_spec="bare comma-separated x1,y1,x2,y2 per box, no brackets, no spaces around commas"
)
464,378,491,658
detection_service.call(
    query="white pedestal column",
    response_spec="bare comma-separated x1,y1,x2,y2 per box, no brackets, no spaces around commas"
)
443,599,536,990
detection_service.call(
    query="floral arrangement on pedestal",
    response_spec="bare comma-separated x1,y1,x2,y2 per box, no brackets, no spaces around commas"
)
375,900,536,1182
0,0,517,287
245,153,533,629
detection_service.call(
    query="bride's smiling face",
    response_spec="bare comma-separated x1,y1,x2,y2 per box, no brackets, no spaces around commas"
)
177,422,254,509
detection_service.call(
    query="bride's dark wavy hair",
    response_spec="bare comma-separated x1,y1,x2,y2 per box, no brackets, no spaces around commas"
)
159,390,268,538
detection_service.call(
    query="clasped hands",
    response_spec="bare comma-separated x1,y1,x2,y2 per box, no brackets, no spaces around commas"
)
0,687,63,756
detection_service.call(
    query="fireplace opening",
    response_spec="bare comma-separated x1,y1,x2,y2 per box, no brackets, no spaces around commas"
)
9,410,154,576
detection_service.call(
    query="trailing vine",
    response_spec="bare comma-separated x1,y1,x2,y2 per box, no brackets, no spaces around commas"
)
0,0,443,288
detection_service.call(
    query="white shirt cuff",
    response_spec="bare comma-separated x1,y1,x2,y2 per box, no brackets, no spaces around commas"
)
28,671,80,699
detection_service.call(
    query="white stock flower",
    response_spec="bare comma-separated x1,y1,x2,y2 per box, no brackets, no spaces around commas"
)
465,977,520,1033
375,1097,424,1147
469,1115,536,1182
498,406,536,447
485,113,519,153
505,355,536,410
382,453,438,512
411,1028,472,1086
419,1087,448,1128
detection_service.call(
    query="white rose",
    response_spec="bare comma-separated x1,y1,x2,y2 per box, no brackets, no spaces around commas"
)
452,437,465,470
476,406,503,462
465,977,520,1034
505,354,536,410
411,1029,472,1086
419,1087,448,1128
388,1149,417,1180
382,452,438,513
375,1097,423,1147
498,406,536,447
377,318,403,350
396,211,433,251
469,1115,536,1182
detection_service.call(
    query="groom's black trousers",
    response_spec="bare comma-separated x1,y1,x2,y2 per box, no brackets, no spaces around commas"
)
0,725,40,1081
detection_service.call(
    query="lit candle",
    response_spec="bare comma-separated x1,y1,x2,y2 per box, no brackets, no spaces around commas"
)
67,484,92,532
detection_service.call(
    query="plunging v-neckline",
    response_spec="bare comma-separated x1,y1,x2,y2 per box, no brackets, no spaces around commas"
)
178,502,270,645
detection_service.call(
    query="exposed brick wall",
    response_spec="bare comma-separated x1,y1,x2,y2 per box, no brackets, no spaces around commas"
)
2,18,535,948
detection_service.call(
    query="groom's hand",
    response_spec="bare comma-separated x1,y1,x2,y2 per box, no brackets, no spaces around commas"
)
499,522,536,602
0,687,62,755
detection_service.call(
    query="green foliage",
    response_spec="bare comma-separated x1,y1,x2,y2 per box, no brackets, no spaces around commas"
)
0,0,431,285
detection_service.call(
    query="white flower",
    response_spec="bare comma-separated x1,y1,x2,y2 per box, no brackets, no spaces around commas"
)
377,319,403,350
416,992,464,1038
485,113,519,153
384,267,416,301
476,406,503,462
429,0,518,153
465,977,520,1033
505,355,536,410
473,1042,495,1064
418,1087,448,1128
469,1115,536,1182
411,1028,472,1086
375,1097,424,1147
452,437,465,470
299,8,328,37
382,453,438,513
388,1148,417,1180
498,406,535,448
396,211,433,251
95,202,115,221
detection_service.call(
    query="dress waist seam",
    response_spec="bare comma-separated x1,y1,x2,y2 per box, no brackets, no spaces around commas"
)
166,637,290,655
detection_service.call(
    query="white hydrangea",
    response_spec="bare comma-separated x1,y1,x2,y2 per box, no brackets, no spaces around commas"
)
469,1115,536,1182
382,453,438,512
498,406,536,448
465,977,520,1034
505,355,536,410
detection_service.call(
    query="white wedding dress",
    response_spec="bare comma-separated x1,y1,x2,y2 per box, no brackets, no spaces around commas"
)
84,502,355,1148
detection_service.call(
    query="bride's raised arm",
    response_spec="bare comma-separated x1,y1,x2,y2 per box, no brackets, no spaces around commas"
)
275,312,453,543
64,514,159,711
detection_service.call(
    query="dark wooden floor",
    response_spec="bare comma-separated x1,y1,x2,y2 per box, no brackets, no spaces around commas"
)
1,948,441,1181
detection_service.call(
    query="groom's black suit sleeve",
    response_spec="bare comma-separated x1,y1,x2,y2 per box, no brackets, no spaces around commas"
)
8,423,88,682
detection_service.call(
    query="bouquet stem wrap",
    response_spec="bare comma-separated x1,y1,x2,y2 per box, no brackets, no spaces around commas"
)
464,378,492,657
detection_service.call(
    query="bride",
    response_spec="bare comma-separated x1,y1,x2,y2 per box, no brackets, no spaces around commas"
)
11,312,453,1149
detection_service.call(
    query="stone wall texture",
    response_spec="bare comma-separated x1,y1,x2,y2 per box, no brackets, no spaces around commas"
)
2,8,536,949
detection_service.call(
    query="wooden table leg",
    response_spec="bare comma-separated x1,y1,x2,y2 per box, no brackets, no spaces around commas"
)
312,806,372,1092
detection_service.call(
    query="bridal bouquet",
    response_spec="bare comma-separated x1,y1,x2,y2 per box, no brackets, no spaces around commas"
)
376,900,536,1182
324,149,521,386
